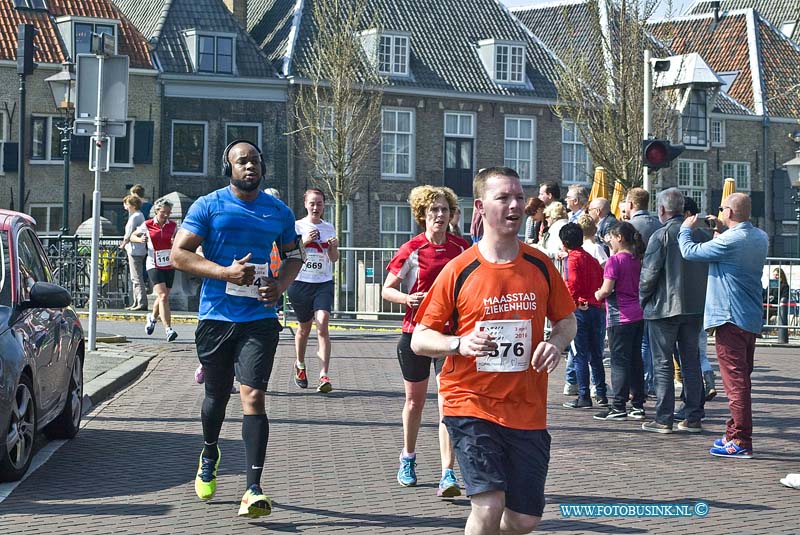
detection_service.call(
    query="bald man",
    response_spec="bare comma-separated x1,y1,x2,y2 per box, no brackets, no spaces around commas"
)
678,193,768,459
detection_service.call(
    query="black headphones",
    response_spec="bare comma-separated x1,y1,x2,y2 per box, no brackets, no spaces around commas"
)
221,139,266,178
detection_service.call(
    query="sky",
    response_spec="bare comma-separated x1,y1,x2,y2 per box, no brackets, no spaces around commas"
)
501,0,694,20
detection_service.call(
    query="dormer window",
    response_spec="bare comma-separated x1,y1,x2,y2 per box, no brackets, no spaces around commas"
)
55,16,118,58
184,30,236,75
477,39,526,85
378,33,409,76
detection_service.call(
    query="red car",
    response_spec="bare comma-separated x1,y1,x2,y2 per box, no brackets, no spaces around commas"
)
0,209,84,481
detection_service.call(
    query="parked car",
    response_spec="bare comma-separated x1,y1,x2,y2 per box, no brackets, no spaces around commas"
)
0,209,84,482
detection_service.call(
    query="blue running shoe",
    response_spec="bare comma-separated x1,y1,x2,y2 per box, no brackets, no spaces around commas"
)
713,435,727,448
710,440,753,459
397,455,417,487
437,469,461,497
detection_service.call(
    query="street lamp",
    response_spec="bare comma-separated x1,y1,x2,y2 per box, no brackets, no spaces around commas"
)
45,61,76,234
783,149,800,258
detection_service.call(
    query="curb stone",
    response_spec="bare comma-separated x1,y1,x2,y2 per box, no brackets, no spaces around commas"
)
82,354,157,415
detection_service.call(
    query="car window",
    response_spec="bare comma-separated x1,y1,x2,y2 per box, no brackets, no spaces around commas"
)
17,229,49,301
0,231,10,307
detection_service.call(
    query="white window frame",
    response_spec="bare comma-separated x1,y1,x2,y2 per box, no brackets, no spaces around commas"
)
28,203,64,233
184,30,237,75
780,21,797,38
0,109,7,174
30,115,63,165
504,115,536,184
680,89,709,148
323,202,353,290
444,112,474,139
224,122,262,147
677,159,708,213
710,119,725,148
379,204,416,249
378,33,410,77
110,119,135,167
458,199,474,237
495,44,524,84
171,120,208,176
381,108,415,180
722,161,751,193
561,120,591,185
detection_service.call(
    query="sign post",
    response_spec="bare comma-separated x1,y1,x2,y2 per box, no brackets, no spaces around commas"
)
74,34,129,350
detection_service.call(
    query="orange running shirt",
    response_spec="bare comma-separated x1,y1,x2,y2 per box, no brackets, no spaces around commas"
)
415,243,575,430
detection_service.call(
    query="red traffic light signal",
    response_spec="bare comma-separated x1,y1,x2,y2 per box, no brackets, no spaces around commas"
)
642,139,684,170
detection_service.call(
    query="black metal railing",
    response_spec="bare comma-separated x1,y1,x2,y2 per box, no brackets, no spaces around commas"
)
39,234,130,309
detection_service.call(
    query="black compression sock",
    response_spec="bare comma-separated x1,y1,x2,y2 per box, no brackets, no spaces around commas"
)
242,414,269,488
202,442,219,460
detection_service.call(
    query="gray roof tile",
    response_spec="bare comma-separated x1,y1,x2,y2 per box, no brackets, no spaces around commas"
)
249,0,564,99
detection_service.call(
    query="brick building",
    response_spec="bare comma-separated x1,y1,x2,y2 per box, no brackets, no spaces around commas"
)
0,0,160,234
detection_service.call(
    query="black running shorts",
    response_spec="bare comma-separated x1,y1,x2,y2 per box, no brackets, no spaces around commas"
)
287,280,334,323
195,318,281,392
147,268,175,289
443,416,551,517
396,332,444,383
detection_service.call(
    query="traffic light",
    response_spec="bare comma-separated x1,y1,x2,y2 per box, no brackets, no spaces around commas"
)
16,23,38,75
642,139,684,170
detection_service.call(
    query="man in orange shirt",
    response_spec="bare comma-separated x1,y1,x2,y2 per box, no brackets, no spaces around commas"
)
411,167,576,535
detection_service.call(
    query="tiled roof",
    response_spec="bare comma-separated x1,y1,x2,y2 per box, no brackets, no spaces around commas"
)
650,10,800,118
0,1,66,64
249,0,564,100
687,0,799,41
49,0,153,68
115,0,276,76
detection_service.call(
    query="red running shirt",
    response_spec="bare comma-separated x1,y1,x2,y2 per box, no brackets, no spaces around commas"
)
386,233,470,333
141,219,177,270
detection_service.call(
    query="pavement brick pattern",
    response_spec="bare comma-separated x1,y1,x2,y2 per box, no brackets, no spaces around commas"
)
1,334,799,534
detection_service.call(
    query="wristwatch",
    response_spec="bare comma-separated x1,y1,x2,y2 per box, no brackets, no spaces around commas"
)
449,336,461,353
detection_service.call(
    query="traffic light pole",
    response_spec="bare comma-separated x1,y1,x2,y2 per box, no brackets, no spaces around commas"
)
17,73,25,212
643,49,652,192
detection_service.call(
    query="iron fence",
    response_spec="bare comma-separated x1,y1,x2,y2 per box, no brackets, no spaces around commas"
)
38,234,130,309
33,234,800,341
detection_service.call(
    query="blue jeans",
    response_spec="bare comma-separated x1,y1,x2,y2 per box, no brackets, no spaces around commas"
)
649,315,704,424
607,320,645,411
698,329,711,373
642,323,654,394
569,306,607,398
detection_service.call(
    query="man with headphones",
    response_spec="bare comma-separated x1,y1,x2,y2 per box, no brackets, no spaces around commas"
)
172,139,304,518
288,188,339,393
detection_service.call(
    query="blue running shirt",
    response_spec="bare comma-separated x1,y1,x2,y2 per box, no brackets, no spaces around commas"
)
181,186,299,322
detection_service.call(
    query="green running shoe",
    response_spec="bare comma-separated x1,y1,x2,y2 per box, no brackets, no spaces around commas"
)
238,484,272,518
195,446,220,500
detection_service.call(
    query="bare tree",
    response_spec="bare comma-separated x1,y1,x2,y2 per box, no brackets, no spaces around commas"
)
291,0,383,242
553,0,678,191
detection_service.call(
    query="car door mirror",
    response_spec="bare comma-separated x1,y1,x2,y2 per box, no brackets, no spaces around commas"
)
22,282,72,309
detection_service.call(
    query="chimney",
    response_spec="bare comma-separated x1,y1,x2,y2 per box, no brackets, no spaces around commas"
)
710,0,721,22
224,0,248,29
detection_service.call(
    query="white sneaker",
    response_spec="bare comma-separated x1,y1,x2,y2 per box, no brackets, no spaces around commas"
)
145,314,157,335
166,328,177,342
590,384,598,398
563,383,578,396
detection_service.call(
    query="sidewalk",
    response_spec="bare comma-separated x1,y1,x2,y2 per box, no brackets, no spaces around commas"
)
82,342,159,413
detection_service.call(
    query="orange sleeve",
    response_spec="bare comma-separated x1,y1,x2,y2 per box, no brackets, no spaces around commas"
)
414,262,457,333
546,258,577,322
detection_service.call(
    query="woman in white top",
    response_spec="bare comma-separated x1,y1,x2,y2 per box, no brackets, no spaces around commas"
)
536,202,569,259
577,213,609,266
119,194,147,310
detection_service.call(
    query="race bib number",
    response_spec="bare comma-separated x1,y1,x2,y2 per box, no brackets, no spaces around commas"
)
474,320,532,372
303,251,327,276
155,249,171,268
225,263,270,299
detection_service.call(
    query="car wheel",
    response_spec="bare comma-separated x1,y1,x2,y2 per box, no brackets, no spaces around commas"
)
0,374,37,482
44,355,83,440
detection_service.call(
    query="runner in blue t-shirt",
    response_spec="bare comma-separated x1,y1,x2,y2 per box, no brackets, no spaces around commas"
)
172,140,304,519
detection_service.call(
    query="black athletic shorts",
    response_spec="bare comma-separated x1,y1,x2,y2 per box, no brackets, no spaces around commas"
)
443,416,551,517
287,280,334,323
195,318,282,392
397,332,444,383
147,268,174,289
